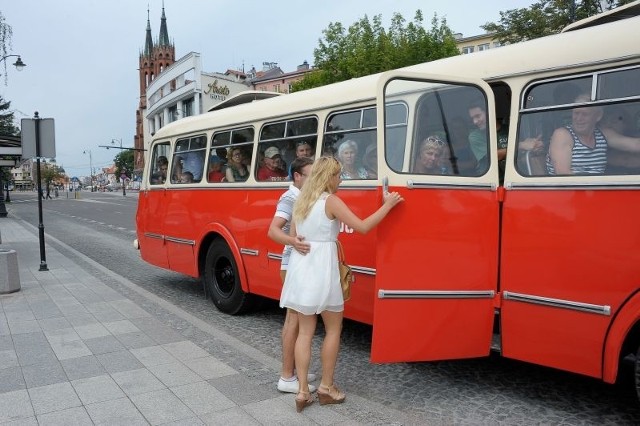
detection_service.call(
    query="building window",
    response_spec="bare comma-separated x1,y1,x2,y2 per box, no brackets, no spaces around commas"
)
493,41,502,48
273,84,281,93
478,43,490,51
462,46,474,54
183,98,194,117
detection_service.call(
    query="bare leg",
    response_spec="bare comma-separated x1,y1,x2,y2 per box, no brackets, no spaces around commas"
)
294,312,317,394
281,308,298,378
318,310,343,388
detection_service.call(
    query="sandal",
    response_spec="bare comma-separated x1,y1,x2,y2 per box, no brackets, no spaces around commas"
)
317,384,346,405
295,391,314,413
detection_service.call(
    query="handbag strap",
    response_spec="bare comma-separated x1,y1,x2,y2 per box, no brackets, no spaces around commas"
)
335,240,345,263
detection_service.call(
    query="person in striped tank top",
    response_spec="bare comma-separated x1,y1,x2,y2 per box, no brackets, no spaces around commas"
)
547,94,640,175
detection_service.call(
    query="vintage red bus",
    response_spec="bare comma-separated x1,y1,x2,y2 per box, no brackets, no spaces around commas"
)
136,4,640,400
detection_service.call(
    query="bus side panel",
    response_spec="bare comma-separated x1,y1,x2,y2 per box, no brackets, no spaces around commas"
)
500,189,640,378
164,188,200,276
334,187,381,325
137,189,169,270
372,187,499,362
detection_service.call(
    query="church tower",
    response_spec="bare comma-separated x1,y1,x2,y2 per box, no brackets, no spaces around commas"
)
134,4,175,177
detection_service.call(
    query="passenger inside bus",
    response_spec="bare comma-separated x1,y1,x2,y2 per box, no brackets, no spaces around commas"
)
150,156,168,184
412,136,448,175
440,116,478,176
467,100,508,179
295,141,314,158
179,171,194,183
207,155,226,182
258,146,288,181
225,147,249,182
337,140,371,179
546,93,640,175
171,157,183,183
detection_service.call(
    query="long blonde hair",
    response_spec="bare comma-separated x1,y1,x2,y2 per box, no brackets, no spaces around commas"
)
293,156,341,222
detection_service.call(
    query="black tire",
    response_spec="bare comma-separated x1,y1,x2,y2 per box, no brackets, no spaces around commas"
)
203,239,253,315
635,344,640,403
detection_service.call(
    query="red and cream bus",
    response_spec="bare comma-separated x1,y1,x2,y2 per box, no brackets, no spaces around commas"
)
136,3,640,399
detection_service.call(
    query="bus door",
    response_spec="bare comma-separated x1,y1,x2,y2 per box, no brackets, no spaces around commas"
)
138,142,171,269
371,72,500,362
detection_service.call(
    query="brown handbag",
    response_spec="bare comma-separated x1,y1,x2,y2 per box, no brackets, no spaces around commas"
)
336,240,354,301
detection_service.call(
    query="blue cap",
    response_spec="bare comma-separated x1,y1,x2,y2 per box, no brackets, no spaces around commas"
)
210,155,223,163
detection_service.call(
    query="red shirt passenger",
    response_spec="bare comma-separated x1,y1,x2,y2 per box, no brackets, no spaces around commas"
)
258,146,288,181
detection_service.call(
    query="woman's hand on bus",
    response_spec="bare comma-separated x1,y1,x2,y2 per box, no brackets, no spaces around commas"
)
383,191,404,209
292,235,311,255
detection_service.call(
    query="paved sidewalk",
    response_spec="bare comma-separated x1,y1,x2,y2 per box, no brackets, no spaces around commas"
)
0,216,416,425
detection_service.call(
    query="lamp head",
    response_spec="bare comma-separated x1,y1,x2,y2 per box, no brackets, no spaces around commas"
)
13,57,26,71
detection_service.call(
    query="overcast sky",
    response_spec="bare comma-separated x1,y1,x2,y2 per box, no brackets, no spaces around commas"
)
1,0,534,178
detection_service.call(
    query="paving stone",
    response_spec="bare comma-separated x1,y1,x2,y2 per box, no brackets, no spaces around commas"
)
96,349,144,373
49,339,92,360
198,406,261,426
171,381,236,416
71,374,126,405
109,300,151,319
129,388,194,425
0,415,38,425
115,331,156,349
72,322,111,340
147,362,202,387
0,348,19,369
64,313,99,327
83,335,125,355
111,367,166,396
36,406,93,426
8,320,41,335
0,335,13,350
187,356,237,380
162,341,210,362
21,359,67,388
0,365,26,393
243,396,314,425
5,310,36,322
207,374,274,406
85,397,148,425
37,317,72,331
84,302,125,322
60,355,106,381
0,389,34,423
102,319,140,335
28,382,82,415
131,345,178,367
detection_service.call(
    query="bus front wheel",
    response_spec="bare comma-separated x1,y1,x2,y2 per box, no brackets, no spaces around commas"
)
203,240,252,315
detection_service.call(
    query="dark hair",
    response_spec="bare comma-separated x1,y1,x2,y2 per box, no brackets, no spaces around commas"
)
467,98,486,112
290,156,314,177
157,156,168,166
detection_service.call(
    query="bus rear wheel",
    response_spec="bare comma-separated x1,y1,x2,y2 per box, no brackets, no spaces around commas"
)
203,239,252,315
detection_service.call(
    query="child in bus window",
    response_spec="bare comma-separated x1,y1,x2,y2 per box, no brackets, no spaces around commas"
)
180,171,194,183
207,155,225,182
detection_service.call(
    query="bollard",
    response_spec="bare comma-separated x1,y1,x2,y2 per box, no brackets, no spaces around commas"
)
0,248,20,294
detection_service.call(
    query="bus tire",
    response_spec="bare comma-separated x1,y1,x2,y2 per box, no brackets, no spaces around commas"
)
203,240,252,315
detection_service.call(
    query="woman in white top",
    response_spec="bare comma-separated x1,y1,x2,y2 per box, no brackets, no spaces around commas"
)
280,156,403,412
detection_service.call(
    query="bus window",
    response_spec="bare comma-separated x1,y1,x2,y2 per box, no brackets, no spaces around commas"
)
324,107,377,180
172,135,206,184
149,142,171,185
517,67,640,177
210,127,254,183
258,116,318,182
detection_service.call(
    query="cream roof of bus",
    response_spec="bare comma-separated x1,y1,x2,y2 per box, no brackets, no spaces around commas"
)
153,12,639,141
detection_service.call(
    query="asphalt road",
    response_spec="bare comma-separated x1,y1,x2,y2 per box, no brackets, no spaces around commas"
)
5,190,640,424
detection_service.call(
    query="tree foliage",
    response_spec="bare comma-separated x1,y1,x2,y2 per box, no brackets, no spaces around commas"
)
0,95,19,136
41,162,64,187
114,150,134,180
0,11,14,86
292,11,459,92
481,0,636,44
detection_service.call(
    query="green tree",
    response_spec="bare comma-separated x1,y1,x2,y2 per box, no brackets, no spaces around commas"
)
114,150,134,180
0,95,19,136
481,0,636,45
292,11,459,92
41,161,64,189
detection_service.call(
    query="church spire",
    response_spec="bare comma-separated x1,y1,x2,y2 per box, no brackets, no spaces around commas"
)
158,1,170,47
143,6,153,56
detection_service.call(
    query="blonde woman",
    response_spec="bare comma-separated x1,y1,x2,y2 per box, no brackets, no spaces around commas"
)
225,148,249,182
280,156,403,412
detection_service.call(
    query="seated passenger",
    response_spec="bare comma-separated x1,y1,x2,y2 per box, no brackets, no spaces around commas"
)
151,156,168,184
207,155,226,182
225,148,250,182
338,140,370,179
413,136,448,175
181,151,204,181
258,146,288,181
171,157,183,183
547,94,640,175
295,141,314,158
180,171,194,183
443,117,477,176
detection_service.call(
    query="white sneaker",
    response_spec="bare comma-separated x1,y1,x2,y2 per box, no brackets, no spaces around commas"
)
277,375,317,393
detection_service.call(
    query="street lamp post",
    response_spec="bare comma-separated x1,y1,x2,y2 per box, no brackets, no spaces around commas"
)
83,150,94,191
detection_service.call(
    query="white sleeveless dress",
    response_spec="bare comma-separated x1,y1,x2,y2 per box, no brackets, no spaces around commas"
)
280,194,343,315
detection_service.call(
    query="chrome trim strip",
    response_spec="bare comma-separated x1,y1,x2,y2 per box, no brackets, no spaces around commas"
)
508,183,640,190
164,236,195,246
351,266,376,276
378,290,495,299
240,248,259,256
144,232,164,240
407,180,496,190
267,252,282,261
502,291,611,316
